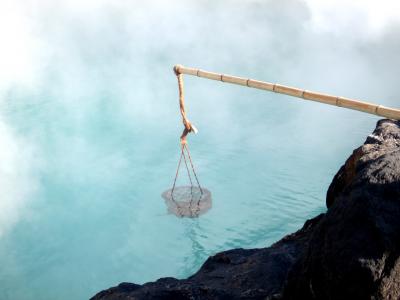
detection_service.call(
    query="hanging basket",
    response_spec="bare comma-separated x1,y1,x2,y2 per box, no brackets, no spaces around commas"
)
162,186,212,218
162,143,212,218
162,67,212,217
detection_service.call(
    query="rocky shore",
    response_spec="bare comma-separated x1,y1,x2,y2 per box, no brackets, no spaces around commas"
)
92,119,400,300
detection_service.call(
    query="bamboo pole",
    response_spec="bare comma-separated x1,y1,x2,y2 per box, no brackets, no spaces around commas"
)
173,65,400,120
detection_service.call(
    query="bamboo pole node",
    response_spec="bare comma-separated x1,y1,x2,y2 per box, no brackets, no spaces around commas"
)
173,64,400,121
336,96,343,107
375,105,381,115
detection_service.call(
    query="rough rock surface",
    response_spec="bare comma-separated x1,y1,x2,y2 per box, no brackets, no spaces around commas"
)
284,119,400,299
92,214,323,300
92,119,400,300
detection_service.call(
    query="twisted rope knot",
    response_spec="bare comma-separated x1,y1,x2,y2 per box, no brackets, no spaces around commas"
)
180,121,198,145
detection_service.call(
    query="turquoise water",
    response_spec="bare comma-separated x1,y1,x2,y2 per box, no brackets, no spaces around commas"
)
0,2,398,300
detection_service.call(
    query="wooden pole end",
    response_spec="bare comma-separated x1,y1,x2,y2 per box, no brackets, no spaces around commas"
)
174,64,183,75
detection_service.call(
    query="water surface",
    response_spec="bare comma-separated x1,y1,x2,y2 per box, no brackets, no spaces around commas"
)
0,2,398,299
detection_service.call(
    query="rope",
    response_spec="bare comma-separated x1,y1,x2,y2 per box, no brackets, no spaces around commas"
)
170,66,203,201
171,145,184,200
183,143,203,195
182,145,195,202
170,144,203,199
182,146,194,188
174,65,198,145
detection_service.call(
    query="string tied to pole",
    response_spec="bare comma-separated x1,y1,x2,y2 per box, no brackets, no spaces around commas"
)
160,65,211,218
172,65,202,195
174,65,198,145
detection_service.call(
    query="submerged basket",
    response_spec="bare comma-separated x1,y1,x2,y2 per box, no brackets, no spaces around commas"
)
162,186,212,218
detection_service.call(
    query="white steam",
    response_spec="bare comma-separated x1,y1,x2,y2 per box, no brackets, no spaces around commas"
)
0,119,39,237
0,0,399,237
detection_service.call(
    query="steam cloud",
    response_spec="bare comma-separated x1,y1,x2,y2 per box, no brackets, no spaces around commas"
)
0,0,399,237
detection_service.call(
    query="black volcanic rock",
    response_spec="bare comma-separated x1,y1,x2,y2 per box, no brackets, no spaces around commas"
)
92,119,400,300
283,119,400,299
91,215,323,300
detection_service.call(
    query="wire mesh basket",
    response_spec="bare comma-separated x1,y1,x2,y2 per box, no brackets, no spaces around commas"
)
162,186,212,218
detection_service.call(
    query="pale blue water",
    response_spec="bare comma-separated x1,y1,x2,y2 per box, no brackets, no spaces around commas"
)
0,2,398,300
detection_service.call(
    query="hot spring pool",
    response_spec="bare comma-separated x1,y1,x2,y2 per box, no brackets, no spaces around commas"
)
0,82,381,299
0,1,398,300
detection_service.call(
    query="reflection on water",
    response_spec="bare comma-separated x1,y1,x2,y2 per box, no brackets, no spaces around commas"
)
162,186,212,218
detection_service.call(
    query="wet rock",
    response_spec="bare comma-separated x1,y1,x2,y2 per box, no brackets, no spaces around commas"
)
92,119,400,300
